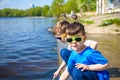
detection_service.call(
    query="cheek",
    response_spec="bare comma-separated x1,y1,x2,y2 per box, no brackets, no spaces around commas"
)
77,43,83,47
68,43,72,47
78,41,84,46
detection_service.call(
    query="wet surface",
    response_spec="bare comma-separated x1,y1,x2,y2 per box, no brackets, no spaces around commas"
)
0,17,58,80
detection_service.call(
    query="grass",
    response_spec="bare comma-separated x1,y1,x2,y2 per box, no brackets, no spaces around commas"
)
99,18,120,27
80,20,94,24
115,29,120,32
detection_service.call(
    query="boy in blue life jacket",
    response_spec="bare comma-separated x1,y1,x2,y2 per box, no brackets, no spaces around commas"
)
62,22,110,80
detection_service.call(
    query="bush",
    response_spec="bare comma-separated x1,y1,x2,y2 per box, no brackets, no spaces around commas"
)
80,20,94,24
99,18,120,27
115,29,119,32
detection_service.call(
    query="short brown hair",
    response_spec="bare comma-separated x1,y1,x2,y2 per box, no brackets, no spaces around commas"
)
53,20,69,35
66,22,85,36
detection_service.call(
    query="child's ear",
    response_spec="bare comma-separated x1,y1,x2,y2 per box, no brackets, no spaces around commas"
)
83,35,87,40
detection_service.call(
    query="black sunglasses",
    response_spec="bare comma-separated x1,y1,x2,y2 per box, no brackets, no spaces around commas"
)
56,37,62,40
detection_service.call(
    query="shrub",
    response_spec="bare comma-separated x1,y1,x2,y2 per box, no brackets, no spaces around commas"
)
99,18,120,27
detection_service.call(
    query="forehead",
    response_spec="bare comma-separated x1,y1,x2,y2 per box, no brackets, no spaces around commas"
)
67,32,83,37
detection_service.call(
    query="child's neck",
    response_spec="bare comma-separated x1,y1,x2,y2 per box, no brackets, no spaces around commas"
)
76,45,86,53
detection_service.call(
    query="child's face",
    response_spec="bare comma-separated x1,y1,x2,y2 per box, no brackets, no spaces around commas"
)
66,32,86,52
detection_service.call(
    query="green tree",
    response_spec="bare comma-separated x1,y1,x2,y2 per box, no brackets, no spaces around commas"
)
34,7,42,16
51,0,64,17
0,10,2,17
64,0,78,13
42,5,50,16
26,7,42,16
75,0,96,12
1,8,13,17
13,9,23,17
0,0,96,17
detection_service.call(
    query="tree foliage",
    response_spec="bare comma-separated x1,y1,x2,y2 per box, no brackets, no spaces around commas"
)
64,0,78,13
0,0,96,17
42,5,52,17
75,0,96,12
51,0,64,17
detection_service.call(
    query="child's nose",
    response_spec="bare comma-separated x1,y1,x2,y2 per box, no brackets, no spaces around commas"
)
72,40,76,43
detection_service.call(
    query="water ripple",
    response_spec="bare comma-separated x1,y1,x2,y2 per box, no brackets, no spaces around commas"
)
0,17,58,80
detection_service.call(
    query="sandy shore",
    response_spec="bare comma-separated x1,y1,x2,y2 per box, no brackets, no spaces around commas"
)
82,12,120,35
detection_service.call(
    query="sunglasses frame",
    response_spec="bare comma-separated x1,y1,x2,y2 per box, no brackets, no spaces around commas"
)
66,36,82,43
61,33,67,39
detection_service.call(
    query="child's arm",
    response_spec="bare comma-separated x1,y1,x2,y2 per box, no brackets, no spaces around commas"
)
85,40,98,50
59,67,70,80
75,63,109,71
88,63,109,71
75,50,110,71
53,61,66,79
89,41,98,50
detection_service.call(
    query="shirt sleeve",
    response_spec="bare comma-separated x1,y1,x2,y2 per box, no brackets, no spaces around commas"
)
67,52,76,71
88,50,108,64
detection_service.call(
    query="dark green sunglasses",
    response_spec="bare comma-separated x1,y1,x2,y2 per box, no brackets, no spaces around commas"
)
66,36,82,43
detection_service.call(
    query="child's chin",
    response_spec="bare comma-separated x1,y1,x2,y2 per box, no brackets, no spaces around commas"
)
72,47,77,51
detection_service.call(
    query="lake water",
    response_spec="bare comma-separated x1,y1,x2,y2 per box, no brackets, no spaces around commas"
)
0,17,58,80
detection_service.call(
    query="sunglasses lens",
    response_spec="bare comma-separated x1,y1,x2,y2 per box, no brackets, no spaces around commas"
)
66,37,82,43
56,37,62,40
66,38,72,43
75,37,82,42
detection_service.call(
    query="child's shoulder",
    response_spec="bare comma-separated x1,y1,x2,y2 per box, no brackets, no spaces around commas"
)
85,47,100,54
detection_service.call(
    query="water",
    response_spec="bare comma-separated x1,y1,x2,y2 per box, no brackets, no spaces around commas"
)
0,17,58,80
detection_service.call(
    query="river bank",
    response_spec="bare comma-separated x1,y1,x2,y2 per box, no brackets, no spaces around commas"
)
82,12,120,35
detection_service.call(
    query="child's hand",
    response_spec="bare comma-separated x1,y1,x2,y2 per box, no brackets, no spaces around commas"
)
53,70,59,79
75,63,89,71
